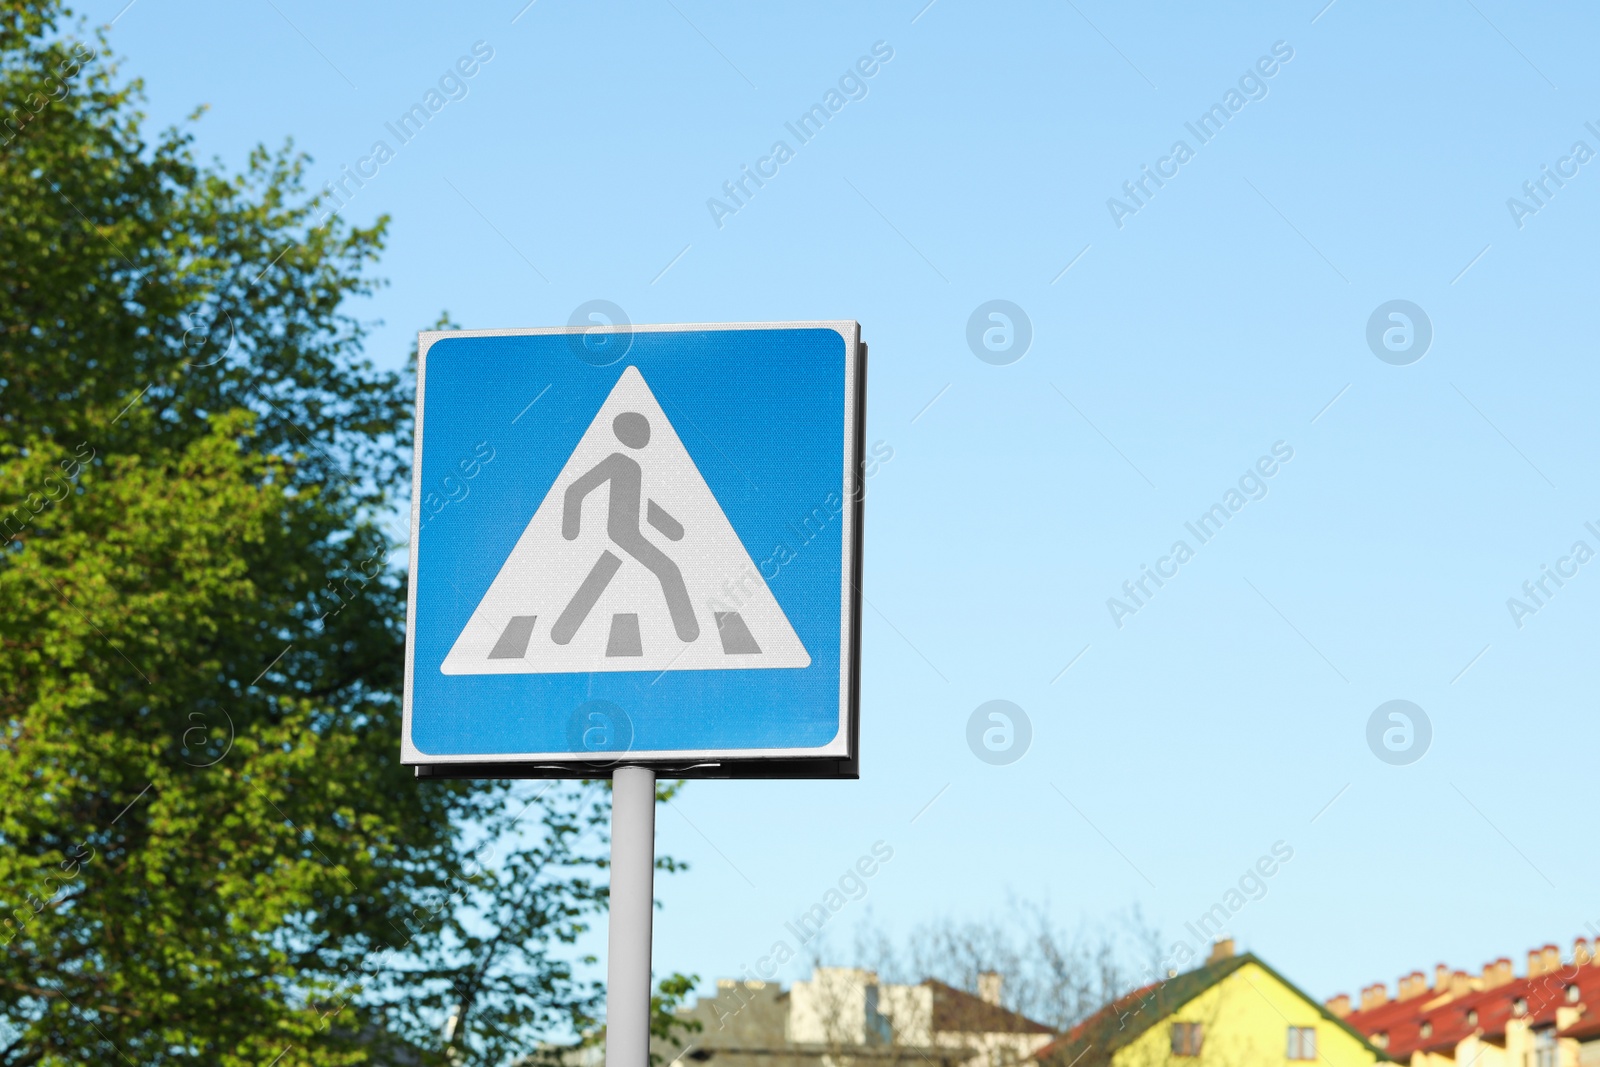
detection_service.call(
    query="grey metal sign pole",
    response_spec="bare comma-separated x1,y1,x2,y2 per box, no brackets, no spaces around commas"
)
606,766,656,1067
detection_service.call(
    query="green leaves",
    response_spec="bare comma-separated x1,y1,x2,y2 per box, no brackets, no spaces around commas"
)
0,400,446,1063
1,3,446,1063
0,8,687,1064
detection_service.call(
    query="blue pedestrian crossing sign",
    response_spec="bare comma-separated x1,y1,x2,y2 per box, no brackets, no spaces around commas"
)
402,322,864,778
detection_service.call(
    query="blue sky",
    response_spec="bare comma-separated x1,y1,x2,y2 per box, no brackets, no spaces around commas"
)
81,0,1600,1008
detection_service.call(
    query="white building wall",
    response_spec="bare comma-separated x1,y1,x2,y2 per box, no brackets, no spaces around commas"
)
790,968,879,1045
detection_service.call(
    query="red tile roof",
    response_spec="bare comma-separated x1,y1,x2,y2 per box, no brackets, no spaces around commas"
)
1341,959,1600,1060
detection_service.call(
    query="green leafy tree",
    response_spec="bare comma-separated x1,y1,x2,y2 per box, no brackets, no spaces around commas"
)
0,4,687,1065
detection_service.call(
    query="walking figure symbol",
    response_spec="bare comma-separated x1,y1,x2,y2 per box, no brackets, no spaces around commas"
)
440,364,810,674
550,411,700,646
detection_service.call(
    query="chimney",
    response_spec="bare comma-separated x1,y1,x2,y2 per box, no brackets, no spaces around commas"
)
1208,939,1235,964
1399,972,1429,1000
1484,958,1513,988
1435,964,1452,993
1576,939,1592,967
1542,944,1560,975
1451,970,1476,996
1529,949,1547,978
978,972,1002,1006
1326,994,1352,1018
1361,983,1390,1010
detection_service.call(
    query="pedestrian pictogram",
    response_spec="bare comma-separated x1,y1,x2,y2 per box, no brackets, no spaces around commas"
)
441,365,811,675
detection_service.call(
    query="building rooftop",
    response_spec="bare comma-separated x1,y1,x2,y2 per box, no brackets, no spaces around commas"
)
925,979,1055,1036
656,968,1056,1067
1335,938,1600,1059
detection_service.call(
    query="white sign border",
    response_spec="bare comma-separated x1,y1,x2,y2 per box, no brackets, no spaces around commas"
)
400,321,862,771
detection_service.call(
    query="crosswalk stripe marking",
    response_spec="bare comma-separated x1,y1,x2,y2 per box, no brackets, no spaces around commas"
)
488,616,538,659
714,612,762,655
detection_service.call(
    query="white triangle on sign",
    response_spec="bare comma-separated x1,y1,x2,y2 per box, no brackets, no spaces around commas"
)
441,366,811,675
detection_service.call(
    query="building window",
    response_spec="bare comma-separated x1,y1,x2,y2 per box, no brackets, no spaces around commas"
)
1371,1033,1389,1050
1288,1027,1317,1060
1568,985,1582,1004
1529,1027,1558,1067
1513,998,1528,1017
1172,1023,1204,1057
1420,1022,1434,1040
1467,1011,1478,1027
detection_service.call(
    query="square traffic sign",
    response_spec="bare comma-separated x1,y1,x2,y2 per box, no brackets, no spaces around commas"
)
402,322,864,778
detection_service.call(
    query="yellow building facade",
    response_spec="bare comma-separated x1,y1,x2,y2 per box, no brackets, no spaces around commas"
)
1037,943,1388,1067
